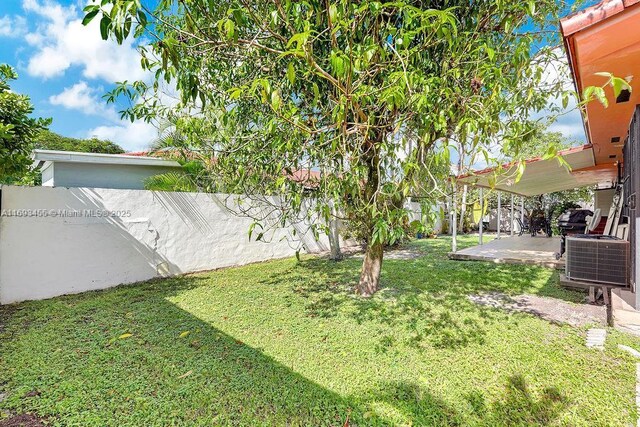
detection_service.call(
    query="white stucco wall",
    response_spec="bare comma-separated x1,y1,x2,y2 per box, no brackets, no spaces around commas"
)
595,188,616,214
406,201,443,234
0,185,332,304
45,162,180,190
41,163,54,186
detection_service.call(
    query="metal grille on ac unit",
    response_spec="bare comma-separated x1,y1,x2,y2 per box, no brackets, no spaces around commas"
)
566,236,630,286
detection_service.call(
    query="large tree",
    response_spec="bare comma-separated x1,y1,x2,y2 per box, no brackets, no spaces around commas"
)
87,0,568,295
0,64,50,184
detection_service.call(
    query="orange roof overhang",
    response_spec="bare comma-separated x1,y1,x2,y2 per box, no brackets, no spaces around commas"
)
457,144,618,197
561,0,640,166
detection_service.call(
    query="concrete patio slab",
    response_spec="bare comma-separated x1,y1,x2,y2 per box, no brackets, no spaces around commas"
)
449,235,564,269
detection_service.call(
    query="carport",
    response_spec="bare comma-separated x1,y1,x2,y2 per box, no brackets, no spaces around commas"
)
450,144,618,259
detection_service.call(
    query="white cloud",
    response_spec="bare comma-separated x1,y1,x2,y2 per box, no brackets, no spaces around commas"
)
23,0,148,83
49,81,157,151
49,81,111,114
0,15,28,37
88,122,158,152
548,112,587,142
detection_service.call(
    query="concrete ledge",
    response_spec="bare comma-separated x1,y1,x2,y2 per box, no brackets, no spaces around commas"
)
612,289,640,336
559,273,626,291
449,236,565,269
449,252,564,269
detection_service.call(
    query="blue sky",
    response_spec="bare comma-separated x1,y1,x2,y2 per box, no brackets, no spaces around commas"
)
1,0,587,153
0,0,156,151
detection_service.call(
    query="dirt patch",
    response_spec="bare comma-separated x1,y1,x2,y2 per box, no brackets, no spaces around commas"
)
0,414,46,427
469,292,605,327
348,247,423,261
0,306,17,334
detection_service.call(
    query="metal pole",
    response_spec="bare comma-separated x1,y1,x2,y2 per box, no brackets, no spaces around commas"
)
479,187,484,245
452,183,457,252
497,192,501,239
510,194,515,237
521,197,525,235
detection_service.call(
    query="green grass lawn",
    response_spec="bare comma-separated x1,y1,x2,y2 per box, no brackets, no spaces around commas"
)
2,236,640,426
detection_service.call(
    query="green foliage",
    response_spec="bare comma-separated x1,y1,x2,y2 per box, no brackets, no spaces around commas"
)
141,117,219,193
33,130,125,154
85,0,570,291
143,161,213,192
584,72,633,108
1,237,639,426
0,64,51,184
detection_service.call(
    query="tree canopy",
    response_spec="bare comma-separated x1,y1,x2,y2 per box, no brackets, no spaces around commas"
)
34,130,125,154
0,64,50,184
87,0,570,295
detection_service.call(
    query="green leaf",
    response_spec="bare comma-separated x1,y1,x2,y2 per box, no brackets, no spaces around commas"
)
271,90,282,110
611,76,631,98
593,86,608,108
287,62,295,85
527,0,536,15
229,87,243,100
514,161,526,184
119,333,133,339
330,53,344,77
224,19,235,40
82,9,99,26
486,46,495,61
99,16,111,40
248,222,261,240
137,10,147,27
286,32,309,49
329,4,337,22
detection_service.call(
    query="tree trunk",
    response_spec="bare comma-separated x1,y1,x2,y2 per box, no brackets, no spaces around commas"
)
357,240,383,296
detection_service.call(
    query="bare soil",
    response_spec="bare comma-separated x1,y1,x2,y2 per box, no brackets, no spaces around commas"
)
0,414,46,427
469,292,605,327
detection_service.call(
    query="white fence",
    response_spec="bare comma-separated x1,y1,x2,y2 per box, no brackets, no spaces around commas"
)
0,185,331,304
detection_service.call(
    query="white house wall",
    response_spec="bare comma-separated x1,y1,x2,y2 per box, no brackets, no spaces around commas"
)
0,185,332,304
49,162,180,190
40,163,54,187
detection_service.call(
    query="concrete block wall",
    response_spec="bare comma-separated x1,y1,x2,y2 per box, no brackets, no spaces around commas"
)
0,186,332,304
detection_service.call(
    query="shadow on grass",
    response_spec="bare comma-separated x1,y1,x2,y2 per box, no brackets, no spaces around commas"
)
368,375,569,426
261,237,583,350
1,274,573,426
1,278,356,426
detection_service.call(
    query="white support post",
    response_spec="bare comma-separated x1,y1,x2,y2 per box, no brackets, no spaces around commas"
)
497,192,502,239
479,187,484,246
510,194,514,237
459,184,467,232
521,197,525,235
452,183,458,253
